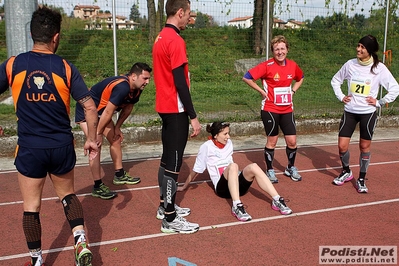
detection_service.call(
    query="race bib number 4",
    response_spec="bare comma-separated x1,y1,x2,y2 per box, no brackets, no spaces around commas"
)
350,78,371,97
274,87,292,105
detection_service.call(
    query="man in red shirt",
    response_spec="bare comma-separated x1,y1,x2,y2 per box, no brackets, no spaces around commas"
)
243,35,304,184
152,0,201,234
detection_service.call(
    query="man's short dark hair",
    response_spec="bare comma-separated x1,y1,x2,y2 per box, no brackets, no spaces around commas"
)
129,62,152,76
30,6,62,44
165,0,190,17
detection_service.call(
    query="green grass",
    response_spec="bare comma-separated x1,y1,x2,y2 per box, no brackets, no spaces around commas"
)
2,24,399,133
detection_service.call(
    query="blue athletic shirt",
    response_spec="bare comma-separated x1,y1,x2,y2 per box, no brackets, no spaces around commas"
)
0,49,90,148
90,75,142,115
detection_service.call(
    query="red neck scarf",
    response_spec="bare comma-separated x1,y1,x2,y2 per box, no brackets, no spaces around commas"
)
208,136,226,149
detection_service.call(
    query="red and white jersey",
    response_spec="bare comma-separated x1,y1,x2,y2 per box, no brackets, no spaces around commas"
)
249,58,303,114
153,26,190,113
193,139,234,190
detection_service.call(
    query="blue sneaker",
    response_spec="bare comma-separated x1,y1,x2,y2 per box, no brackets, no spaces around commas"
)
266,169,278,183
284,166,302,181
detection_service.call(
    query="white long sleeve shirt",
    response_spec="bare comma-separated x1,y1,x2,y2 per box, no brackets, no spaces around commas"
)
193,139,234,190
331,58,399,114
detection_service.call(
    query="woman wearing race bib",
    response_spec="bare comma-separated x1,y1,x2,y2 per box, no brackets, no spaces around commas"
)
331,35,399,193
242,35,304,183
178,122,292,222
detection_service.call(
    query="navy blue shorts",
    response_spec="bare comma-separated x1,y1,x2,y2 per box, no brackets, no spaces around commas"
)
14,144,76,178
215,171,253,199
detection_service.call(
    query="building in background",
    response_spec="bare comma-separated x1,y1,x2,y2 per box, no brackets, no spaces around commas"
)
73,5,101,19
227,16,304,30
227,16,253,28
285,19,305,29
73,5,139,30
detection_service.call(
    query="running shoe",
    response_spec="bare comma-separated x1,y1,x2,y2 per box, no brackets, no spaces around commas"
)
91,183,117,199
231,203,252,221
74,242,93,266
284,166,302,181
156,204,191,220
272,197,293,215
333,170,353,186
266,169,278,183
113,171,141,185
24,259,45,266
356,179,368,193
161,215,199,234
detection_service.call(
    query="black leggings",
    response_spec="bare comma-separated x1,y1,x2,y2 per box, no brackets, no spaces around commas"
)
339,111,377,140
261,110,296,136
159,113,189,173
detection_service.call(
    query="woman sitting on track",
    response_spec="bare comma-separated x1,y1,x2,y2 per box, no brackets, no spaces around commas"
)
178,121,293,222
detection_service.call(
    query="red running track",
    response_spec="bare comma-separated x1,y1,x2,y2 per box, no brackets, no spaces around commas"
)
0,139,398,265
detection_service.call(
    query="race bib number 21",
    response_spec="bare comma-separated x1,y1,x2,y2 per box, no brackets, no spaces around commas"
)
350,78,371,97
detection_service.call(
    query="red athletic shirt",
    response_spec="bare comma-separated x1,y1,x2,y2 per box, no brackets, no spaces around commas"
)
153,25,190,114
249,58,303,114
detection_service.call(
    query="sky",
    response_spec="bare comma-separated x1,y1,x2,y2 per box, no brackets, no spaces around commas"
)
40,0,380,25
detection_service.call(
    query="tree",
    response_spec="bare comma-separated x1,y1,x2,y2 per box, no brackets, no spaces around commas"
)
43,4,66,16
252,0,274,55
310,16,326,29
195,12,207,28
324,12,349,29
147,0,157,43
147,0,165,44
367,6,399,30
350,14,366,29
252,0,264,55
130,4,140,22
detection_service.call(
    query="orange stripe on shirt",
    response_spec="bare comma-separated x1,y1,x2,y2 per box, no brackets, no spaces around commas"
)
5,56,15,85
62,59,71,88
52,73,71,114
97,78,128,111
11,71,27,111
52,61,72,114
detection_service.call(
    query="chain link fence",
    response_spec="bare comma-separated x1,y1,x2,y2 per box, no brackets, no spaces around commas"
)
1,1,399,126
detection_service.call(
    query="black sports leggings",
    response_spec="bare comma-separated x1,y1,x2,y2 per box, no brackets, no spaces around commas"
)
159,113,189,173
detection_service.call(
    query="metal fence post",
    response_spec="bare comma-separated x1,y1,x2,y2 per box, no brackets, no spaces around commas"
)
5,0,38,57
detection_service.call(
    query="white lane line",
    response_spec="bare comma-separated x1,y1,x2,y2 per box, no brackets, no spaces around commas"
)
1,197,398,261
1,138,398,174
1,160,399,207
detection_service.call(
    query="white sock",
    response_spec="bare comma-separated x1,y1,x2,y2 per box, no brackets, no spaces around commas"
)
29,249,43,266
232,200,241,207
73,230,87,245
272,195,280,201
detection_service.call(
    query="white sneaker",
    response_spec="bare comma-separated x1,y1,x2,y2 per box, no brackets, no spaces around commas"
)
272,197,293,215
231,203,252,221
161,215,199,234
356,179,368,193
156,204,191,220
333,170,353,186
